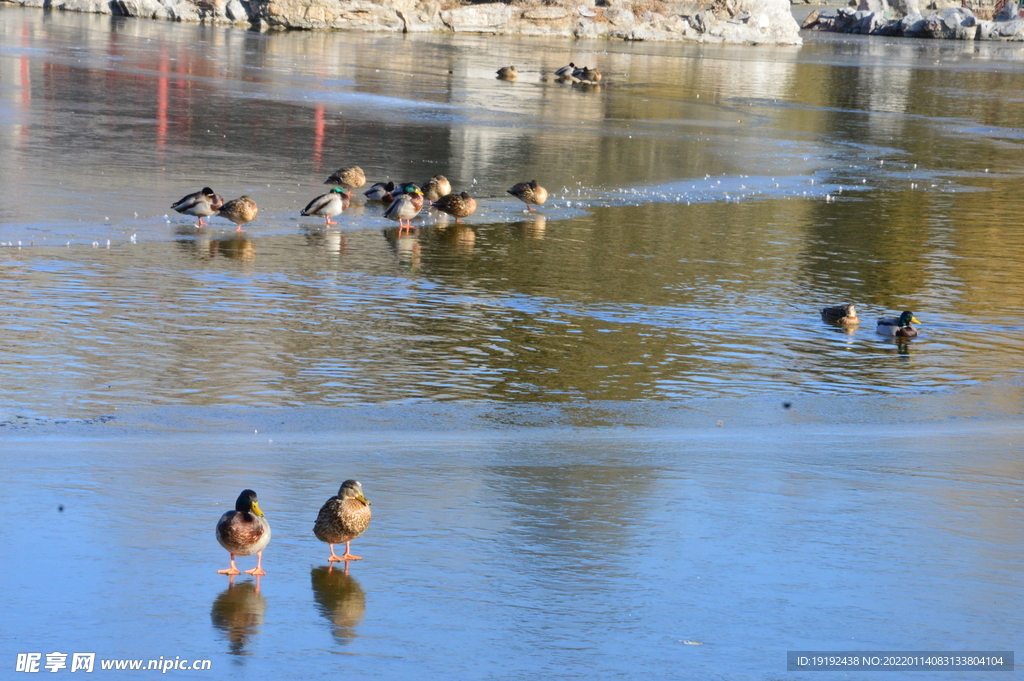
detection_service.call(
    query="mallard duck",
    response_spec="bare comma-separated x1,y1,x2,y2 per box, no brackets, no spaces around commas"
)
820,304,859,326
324,166,366,190
496,65,518,81
507,180,548,211
383,186,424,230
364,181,397,203
302,187,351,226
555,62,576,77
434,192,477,222
171,187,224,227
313,480,372,562
421,175,452,202
217,196,258,232
877,311,921,338
216,489,271,576
577,67,602,83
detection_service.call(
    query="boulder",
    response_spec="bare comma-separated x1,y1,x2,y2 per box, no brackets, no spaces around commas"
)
899,10,927,33
439,3,513,32
977,17,1024,38
923,6,977,37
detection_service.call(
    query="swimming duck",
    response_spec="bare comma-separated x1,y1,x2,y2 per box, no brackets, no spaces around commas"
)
383,186,424,230
171,187,224,227
820,304,859,326
364,181,397,202
434,192,478,222
876,311,921,338
507,180,548,211
216,489,271,576
302,187,351,226
217,196,259,232
313,480,372,562
555,62,576,77
496,66,518,81
421,175,452,203
324,166,366,190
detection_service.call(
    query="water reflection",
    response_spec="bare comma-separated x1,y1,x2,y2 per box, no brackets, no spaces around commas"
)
310,565,366,645
210,576,266,656
174,233,256,262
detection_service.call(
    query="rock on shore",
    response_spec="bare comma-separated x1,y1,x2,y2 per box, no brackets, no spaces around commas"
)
1,0,802,44
802,0,1024,40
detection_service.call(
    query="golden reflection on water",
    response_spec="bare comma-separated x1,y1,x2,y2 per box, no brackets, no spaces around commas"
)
210,576,266,656
310,565,366,645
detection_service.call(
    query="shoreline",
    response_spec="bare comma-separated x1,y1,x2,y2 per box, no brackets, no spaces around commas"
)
1,0,803,44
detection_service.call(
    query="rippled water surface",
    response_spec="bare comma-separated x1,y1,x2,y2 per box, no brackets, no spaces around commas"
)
1,7,1022,680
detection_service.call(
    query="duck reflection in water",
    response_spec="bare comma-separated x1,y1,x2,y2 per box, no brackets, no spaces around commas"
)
310,564,366,645
209,234,255,262
175,233,255,262
210,575,266,657
383,228,421,271
302,226,347,255
511,214,546,240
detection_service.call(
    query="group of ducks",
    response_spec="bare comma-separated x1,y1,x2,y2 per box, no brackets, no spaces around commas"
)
496,62,603,85
171,166,549,232
216,481,371,576
820,304,922,338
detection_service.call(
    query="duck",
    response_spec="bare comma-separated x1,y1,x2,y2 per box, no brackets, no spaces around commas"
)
216,489,271,576
433,192,478,222
577,67,602,83
324,166,366,190
383,186,424,231
507,179,548,211
301,187,351,226
171,187,224,227
364,181,397,203
554,62,576,78
496,65,518,81
876,311,921,338
421,175,452,203
217,196,259,232
820,304,859,326
313,480,372,562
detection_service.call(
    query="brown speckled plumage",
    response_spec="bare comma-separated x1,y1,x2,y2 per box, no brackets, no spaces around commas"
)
217,196,259,230
421,175,452,202
507,179,548,209
434,192,478,221
314,480,372,561
820,304,859,326
324,166,366,190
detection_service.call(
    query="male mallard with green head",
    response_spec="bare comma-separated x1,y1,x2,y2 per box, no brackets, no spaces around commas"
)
217,196,259,232
876,311,921,338
421,175,452,203
820,304,859,326
324,166,366,190
216,489,271,576
434,192,478,222
302,187,351,226
314,480,372,562
507,180,548,211
383,186,424,231
172,187,224,227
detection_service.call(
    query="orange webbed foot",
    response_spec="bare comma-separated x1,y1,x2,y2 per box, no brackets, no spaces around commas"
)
245,567,267,576
218,568,241,575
